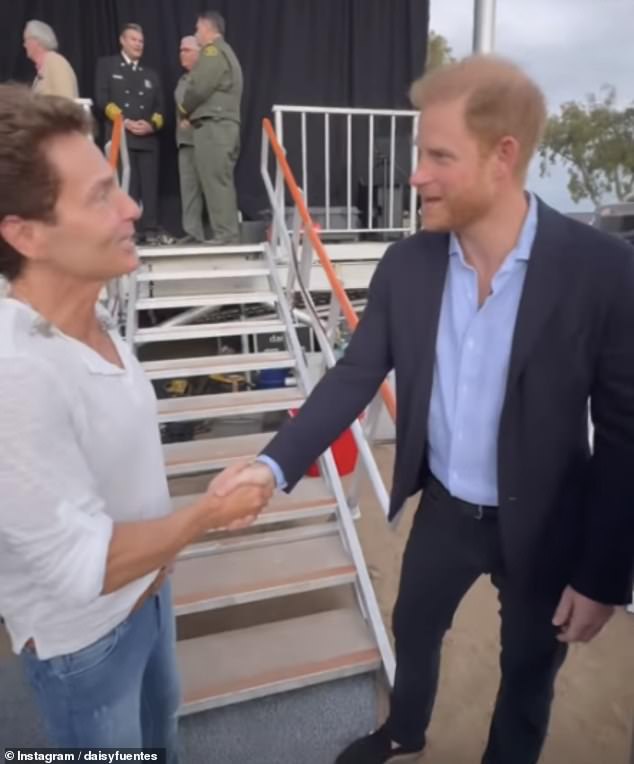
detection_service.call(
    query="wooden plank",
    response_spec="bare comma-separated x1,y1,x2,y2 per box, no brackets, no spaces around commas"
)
157,388,303,424
136,267,270,282
164,432,273,475
135,319,284,344
136,291,277,311
177,608,380,713
143,352,294,380
172,533,355,613
137,243,265,258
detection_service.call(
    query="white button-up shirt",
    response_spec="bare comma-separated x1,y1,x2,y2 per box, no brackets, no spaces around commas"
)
0,299,171,659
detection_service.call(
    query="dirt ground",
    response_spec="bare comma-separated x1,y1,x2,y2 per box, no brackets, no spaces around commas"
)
357,444,634,764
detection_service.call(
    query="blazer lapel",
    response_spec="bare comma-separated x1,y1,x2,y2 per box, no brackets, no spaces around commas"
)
506,200,571,391
405,233,449,442
418,234,450,383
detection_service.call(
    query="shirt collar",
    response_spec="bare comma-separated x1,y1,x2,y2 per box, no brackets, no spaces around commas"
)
7,298,125,376
449,191,538,263
121,51,138,69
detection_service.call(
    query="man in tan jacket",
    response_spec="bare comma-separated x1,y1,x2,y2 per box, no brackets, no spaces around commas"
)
23,20,78,100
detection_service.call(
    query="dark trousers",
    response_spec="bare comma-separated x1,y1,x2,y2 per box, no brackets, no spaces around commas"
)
385,477,568,764
129,148,159,233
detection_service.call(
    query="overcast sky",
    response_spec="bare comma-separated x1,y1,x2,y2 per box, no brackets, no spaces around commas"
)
429,0,634,211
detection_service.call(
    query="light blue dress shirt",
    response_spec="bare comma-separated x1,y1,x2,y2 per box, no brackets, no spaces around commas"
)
427,193,538,505
259,194,538,501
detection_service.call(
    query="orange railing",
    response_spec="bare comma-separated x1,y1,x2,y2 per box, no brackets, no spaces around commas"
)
262,117,396,421
108,114,123,170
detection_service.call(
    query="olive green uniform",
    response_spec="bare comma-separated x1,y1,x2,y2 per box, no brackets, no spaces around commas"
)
179,37,243,244
175,73,205,241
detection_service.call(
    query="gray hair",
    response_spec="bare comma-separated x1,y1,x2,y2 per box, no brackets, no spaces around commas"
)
180,35,200,50
24,20,58,51
121,23,143,37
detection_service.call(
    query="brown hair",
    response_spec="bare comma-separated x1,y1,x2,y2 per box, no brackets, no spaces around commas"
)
0,85,91,280
410,55,547,177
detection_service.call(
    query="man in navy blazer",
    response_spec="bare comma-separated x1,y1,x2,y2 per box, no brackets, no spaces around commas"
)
213,56,634,764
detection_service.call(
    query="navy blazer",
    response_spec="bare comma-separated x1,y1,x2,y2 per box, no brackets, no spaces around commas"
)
95,54,164,152
262,199,634,605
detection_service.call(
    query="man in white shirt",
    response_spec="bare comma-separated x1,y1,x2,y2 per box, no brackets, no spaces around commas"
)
0,84,270,757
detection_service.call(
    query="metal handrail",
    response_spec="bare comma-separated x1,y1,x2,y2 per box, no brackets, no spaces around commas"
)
272,105,419,237
261,197,396,686
104,115,130,326
108,114,123,170
262,117,397,421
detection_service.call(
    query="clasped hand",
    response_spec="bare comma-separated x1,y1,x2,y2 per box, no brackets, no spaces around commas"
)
124,119,153,135
206,460,276,530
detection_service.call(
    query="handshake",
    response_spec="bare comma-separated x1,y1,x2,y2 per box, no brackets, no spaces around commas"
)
204,460,276,531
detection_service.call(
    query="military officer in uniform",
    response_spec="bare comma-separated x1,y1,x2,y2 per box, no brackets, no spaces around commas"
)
175,36,205,243
95,23,166,244
178,11,243,245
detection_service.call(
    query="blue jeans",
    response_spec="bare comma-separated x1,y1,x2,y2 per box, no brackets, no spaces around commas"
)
20,581,181,762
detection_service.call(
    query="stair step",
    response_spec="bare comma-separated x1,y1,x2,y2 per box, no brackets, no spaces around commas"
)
165,432,274,475
172,532,354,614
170,477,338,527
136,291,277,311
178,608,380,713
138,243,265,258
157,388,303,424
134,318,284,344
180,524,337,558
136,266,270,283
143,352,294,381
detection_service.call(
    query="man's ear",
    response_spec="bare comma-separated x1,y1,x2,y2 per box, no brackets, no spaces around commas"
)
494,135,521,180
0,216,42,262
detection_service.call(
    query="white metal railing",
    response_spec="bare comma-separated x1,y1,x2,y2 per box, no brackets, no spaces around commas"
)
273,105,419,238
262,120,396,684
263,238,396,686
261,120,395,515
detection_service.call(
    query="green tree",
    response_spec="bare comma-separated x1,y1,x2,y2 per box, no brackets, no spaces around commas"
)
539,86,634,206
426,31,455,71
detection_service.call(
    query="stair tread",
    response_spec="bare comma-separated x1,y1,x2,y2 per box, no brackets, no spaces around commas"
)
136,267,269,282
172,533,354,612
178,608,380,712
135,319,284,343
157,388,302,423
136,291,277,310
143,352,293,380
138,243,266,257
165,432,274,472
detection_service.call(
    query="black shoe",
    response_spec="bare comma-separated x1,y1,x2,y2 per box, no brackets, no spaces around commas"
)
336,725,424,763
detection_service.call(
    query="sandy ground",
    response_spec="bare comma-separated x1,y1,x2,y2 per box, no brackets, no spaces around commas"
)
357,444,634,764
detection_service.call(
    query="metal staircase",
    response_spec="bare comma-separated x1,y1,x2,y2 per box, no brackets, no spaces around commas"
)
124,234,394,759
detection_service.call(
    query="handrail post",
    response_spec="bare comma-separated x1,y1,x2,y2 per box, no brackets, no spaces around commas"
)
261,117,397,422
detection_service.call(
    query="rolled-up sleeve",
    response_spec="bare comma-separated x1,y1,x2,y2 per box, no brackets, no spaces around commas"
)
0,356,114,607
